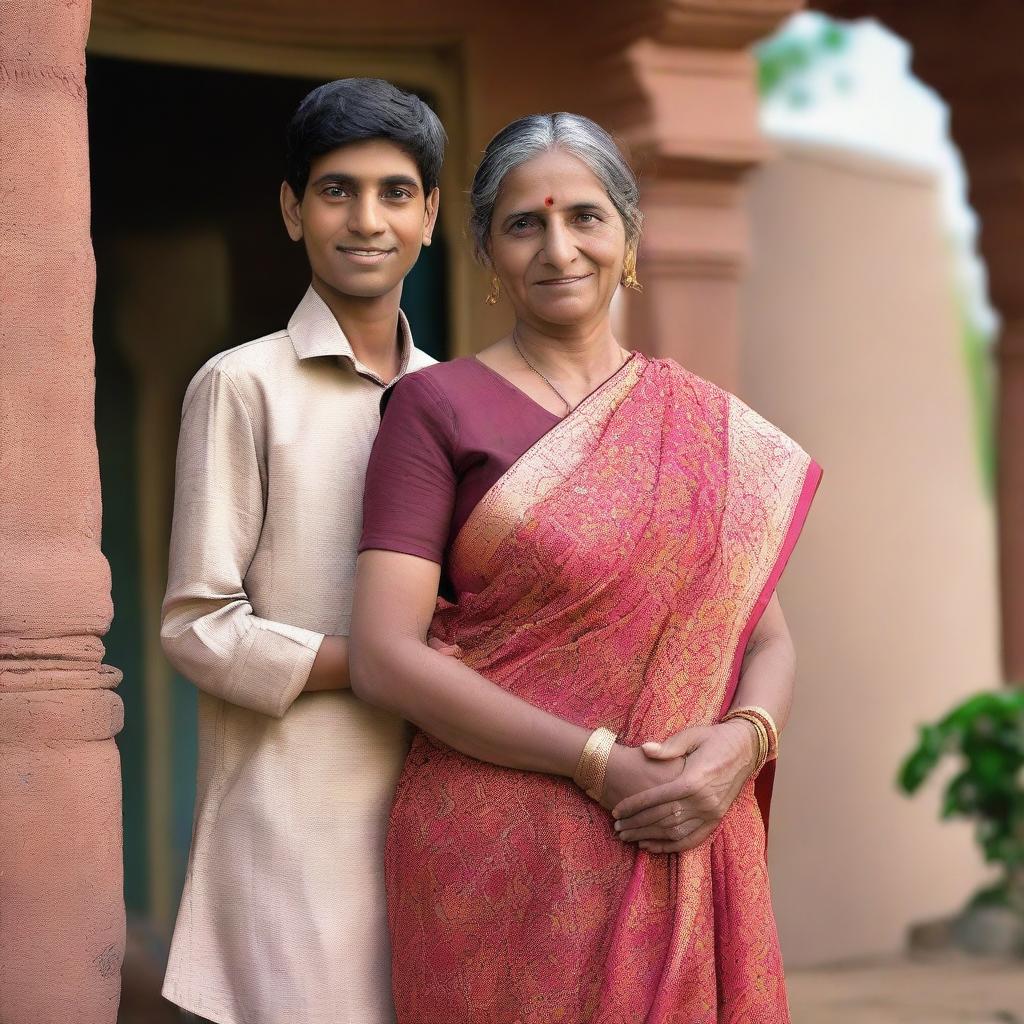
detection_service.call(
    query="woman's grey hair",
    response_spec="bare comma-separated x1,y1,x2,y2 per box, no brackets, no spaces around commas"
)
469,113,643,264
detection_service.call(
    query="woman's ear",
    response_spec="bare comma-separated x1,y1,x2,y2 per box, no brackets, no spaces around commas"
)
280,181,304,242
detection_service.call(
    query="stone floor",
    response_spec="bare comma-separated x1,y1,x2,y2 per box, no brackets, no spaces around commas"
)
788,955,1024,1023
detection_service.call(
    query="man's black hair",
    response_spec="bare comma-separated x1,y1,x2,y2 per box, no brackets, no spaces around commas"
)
285,78,446,198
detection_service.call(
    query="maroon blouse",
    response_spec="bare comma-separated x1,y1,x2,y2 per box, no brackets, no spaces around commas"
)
359,357,560,595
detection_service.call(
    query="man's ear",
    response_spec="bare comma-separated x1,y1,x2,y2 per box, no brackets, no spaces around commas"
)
280,181,304,242
422,186,441,246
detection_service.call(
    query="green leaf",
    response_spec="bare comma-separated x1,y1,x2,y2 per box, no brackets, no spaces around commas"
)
898,724,944,792
900,688,1024,873
938,693,1005,734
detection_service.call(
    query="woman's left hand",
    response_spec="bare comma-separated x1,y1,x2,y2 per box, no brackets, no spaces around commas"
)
611,721,759,853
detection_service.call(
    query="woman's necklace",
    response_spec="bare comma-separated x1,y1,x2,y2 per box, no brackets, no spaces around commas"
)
511,327,626,417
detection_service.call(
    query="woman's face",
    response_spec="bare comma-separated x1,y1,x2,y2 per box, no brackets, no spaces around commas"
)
488,148,627,330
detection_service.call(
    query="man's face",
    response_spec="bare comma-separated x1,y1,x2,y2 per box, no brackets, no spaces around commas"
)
281,139,439,300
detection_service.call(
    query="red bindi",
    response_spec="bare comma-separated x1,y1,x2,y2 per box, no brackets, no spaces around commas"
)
544,195,554,207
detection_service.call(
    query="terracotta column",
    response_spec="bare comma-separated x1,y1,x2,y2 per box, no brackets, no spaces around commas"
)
818,0,1024,680
596,0,804,390
0,2,125,1022
998,320,1024,681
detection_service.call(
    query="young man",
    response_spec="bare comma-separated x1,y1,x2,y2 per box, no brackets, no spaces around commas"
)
159,79,444,1024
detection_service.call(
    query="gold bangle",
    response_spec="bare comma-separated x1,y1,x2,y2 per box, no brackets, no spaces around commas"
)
723,710,769,775
574,726,617,801
747,716,768,774
740,713,769,772
731,705,779,760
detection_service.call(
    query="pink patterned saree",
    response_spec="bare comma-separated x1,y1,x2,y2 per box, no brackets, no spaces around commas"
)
385,354,821,1024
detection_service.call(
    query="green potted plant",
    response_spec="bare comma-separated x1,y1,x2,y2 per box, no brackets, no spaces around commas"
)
899,689,1024,955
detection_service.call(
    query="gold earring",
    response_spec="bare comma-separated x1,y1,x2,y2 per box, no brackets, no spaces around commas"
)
485,274,501,306
621,249,642,292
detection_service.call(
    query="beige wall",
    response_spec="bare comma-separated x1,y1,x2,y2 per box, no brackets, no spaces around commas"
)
740,143,1001,966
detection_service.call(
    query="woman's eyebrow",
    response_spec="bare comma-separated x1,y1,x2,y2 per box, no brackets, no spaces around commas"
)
501,200,609,226
502,208,536,225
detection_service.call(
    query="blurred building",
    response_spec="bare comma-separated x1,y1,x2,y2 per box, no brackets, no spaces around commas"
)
3,1,1020,1022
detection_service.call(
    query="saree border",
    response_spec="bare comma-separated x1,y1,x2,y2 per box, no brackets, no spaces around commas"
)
718,457,823,719
725,453,823,838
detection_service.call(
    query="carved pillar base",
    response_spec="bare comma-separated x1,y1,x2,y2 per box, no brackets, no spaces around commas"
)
0,661,123,1022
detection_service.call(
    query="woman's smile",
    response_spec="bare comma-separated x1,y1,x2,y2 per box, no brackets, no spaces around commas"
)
534,272,594,287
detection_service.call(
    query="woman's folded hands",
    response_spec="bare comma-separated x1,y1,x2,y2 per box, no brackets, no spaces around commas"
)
607,720,761,854
416,630,759,856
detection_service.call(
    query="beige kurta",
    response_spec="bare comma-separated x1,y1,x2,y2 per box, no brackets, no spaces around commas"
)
160,286,434,1024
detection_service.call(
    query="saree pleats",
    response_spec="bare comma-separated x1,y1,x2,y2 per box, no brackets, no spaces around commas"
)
385,356,821,1023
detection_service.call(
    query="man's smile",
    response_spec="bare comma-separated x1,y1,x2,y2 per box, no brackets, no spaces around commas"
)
336,245,396,264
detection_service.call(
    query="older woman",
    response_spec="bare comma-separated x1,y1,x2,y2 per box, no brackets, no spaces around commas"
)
350,113,821,1023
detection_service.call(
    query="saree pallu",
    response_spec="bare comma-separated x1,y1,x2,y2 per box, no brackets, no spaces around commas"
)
385,355,821,1024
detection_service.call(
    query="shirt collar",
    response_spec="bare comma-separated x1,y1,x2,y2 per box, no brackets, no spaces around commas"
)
287,284,414,385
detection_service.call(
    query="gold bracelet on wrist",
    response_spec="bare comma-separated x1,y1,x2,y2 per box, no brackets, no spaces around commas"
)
741,705,780,760
722,710,769,776
727,704,780,761
573,726,617,801
724,712,765,774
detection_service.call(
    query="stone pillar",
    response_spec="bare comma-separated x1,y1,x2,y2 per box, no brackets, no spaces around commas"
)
0,2,125,1022
597,1,803,390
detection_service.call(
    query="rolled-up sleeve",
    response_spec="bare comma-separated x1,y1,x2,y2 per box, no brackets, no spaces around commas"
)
160,363,323,718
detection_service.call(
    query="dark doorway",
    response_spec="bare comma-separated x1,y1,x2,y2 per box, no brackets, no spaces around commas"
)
89,56,449,357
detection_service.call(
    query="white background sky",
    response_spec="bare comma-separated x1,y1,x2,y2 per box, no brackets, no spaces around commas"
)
759,13,998,338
